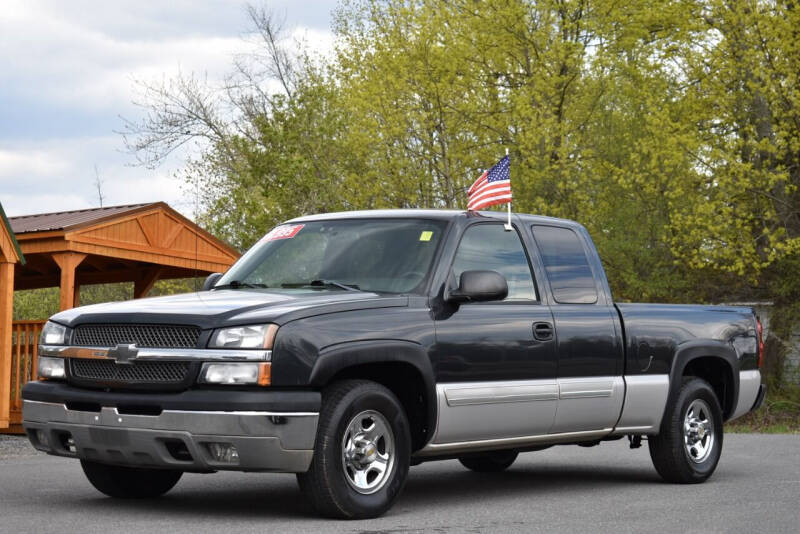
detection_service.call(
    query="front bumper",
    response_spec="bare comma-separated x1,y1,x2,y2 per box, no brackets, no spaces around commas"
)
22,383,319,473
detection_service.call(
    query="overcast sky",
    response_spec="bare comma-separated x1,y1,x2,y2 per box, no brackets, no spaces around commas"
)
0,0,337,218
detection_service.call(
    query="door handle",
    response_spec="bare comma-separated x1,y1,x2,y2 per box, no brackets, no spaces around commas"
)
533,322,554,341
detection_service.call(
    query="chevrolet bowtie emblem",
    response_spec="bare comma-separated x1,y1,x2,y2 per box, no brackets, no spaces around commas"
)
108,343,138,365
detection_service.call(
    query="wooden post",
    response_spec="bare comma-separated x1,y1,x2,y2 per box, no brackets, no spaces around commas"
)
0,261,14,429
134,267,162,299
51,252,87,311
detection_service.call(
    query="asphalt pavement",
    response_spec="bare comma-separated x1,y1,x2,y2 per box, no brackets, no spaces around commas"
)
1,433,798,533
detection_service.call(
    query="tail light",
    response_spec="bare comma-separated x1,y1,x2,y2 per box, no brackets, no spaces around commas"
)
756,317,764,368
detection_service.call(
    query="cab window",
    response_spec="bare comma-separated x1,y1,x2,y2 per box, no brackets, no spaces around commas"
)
451,224,537,301
531,225,598,304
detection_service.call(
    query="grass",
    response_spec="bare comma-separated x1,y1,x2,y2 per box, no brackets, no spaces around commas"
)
727,384,800,434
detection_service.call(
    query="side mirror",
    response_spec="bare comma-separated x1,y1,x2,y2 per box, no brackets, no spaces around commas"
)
202,272,223,291
446,270,508,303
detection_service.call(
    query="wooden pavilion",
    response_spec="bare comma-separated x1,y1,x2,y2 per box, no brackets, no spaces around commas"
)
1,202,25,430
0,202,240,431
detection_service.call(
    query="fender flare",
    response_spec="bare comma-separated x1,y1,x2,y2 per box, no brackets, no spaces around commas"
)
665,340,739,421
309,339,437,446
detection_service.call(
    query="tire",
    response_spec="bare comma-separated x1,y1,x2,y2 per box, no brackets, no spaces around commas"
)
458,450,518,472
80,460,182,498
648,377,724,483
297,379,411,519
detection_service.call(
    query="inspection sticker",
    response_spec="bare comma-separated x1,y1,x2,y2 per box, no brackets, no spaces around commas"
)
419,231,433,242
263,224,304,241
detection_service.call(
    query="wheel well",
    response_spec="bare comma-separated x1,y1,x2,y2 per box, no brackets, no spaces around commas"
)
328,362,430,451
682,356,734,418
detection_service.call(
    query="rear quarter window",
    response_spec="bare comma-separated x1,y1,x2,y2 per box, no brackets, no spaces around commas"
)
531,225,598,304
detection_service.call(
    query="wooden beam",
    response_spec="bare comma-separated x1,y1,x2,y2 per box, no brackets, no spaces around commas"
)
136,217,156,247
66,241,233,274
0,262,14,428
134,267,163,299
68,234,236,264
51,252,87,311
17,237,71,254
14,230,65,241
13,263,203,291
162,220,185,249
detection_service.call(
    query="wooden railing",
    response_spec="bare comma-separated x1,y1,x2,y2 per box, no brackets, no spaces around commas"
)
8,320,45,428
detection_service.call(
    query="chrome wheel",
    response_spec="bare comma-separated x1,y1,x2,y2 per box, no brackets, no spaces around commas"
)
341,410,395,494
684,399,715,463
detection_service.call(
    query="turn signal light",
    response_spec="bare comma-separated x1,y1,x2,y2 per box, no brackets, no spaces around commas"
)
257,362,271,386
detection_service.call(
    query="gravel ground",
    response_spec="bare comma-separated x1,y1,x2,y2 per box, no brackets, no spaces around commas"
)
0,434,38,459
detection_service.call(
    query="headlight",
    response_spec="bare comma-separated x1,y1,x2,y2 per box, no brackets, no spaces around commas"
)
210,324,277,349
39,321,67,345
199,362,271,386
38,356,66,380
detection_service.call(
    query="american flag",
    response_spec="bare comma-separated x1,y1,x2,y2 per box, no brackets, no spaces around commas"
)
467,155,512,211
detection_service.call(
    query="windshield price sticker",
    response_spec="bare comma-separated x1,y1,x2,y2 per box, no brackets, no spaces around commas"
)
264,224,305,241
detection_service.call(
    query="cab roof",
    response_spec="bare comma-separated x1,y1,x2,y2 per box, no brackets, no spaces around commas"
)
288,209,581,229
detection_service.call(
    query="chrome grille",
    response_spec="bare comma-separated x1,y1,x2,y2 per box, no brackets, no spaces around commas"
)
70,358,191,385
73,324,200,348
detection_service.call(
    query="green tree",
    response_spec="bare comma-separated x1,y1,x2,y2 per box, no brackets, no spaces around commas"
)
124,0,800,383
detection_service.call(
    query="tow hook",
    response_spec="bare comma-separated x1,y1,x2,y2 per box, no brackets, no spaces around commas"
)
628,435,642,449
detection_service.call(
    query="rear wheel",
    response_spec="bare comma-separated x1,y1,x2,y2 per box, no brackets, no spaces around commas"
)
648,377,723,483
80,460,182,498
297,380,411,519
458,450,518,472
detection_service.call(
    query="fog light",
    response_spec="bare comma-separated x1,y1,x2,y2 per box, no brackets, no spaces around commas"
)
206,442,239,463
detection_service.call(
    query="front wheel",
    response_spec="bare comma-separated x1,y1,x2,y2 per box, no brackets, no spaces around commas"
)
297,380,411,519
80,460,182,498
648,377,723,483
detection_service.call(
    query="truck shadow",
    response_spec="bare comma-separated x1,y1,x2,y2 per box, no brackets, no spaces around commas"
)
399,463,660,508
65,462,662,520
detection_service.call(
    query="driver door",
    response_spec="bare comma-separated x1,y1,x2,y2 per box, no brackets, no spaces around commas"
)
430,222,557,444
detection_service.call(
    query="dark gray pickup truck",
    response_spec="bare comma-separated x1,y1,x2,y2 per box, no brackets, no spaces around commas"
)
23,210,765,518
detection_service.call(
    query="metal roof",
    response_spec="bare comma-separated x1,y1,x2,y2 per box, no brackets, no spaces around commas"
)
7,203,155,234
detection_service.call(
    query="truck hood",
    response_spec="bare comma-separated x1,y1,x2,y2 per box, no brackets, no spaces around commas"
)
50,289,409,330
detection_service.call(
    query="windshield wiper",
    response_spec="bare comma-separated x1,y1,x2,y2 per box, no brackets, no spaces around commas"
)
282,279,360,292
213,280,268,290
311,279,360,291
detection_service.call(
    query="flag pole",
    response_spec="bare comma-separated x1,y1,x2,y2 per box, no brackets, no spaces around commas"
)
504,148,512,231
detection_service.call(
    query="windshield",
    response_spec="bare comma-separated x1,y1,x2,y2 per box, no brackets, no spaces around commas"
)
217,218,448,294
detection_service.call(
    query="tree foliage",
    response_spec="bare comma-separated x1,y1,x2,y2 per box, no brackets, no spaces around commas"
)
124,1,800,379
